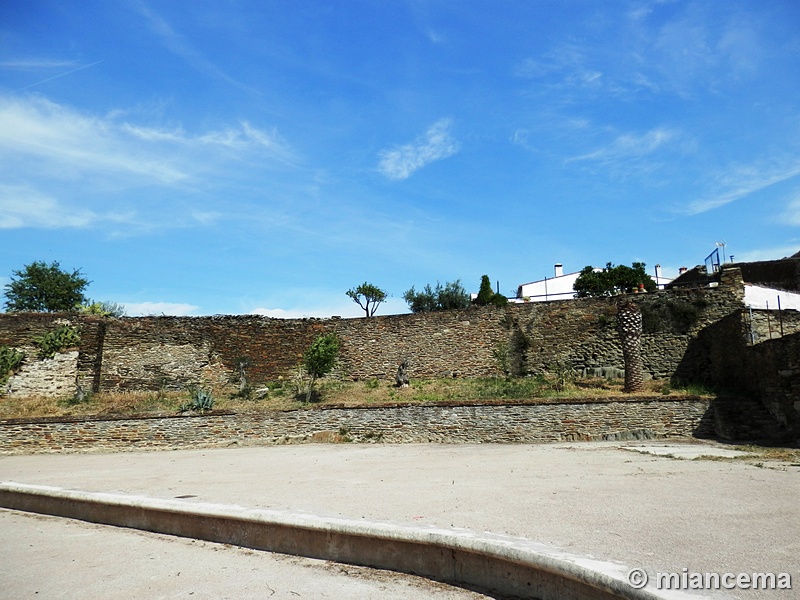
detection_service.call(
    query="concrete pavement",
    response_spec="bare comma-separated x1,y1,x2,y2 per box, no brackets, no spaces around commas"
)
1,440,798,599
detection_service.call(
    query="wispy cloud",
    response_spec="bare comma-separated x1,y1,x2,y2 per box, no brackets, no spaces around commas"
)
781,194,800,227
684,160,800,215
0,185,97,229
568,127,680,164
0,95,293,184
136,4,254,93
378,118,459,180
732,245,800,263
1,58,80,69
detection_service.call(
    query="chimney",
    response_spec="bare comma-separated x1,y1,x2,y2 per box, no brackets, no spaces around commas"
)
554,263,563,278
655,264,662,281
679,267,687,275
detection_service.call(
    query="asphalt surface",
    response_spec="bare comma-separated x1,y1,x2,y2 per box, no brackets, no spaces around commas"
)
1,440,798,599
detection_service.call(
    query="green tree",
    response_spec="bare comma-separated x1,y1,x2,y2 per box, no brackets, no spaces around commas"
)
346,282,387,317
473,275,508,307
573,262,656,298
4,261,90,312
302,333,340,402
403,280,470,313
475,275,494,306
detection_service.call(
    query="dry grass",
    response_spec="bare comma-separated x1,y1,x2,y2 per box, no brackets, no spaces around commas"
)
0,376,712,420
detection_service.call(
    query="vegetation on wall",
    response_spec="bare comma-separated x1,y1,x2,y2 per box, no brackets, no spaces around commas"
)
641,297,707,334
498,312,531,377
33,325,81,359
0,345,25,388
79,300,126,317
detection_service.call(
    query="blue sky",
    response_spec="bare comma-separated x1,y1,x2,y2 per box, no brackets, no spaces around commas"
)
1,1,799,317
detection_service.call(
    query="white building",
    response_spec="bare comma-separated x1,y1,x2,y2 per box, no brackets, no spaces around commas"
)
743,284,800,311
514,264,672,303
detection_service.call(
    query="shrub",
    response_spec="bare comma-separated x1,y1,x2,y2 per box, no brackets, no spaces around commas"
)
34,325,80,359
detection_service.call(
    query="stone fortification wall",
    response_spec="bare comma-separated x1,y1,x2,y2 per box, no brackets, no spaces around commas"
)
0,397,713,454
92,280,744,392
0,275,746,396
744,332,800,433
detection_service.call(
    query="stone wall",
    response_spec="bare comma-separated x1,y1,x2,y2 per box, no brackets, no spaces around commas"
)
0,397,714,454
0,275,746,396
744,333,800,433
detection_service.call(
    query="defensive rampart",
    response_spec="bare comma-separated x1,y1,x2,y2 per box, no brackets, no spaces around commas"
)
1,276,744,394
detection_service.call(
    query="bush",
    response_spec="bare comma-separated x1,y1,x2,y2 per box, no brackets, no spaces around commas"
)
34,325,80,359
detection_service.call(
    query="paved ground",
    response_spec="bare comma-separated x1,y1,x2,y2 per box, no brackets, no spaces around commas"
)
1,440,798,599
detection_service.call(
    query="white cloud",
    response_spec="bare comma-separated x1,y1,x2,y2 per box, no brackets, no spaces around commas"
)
684,160,800,215
731,246,800,263
123,301,199,316
0,185,97,229
249,298,408,319
569,127,678,164
378,118,460,180
781,195,800,226
0,95,294,186
1,59,80,69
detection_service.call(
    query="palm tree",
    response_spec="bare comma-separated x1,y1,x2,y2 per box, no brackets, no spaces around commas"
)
617,298,644,393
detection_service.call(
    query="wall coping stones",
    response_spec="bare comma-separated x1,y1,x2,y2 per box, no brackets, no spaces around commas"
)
0,395,710,427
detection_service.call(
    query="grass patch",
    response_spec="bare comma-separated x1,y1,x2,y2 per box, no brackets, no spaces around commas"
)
0,376,716,420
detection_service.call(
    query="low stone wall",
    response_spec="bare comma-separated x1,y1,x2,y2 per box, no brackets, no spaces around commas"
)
0,397,714,454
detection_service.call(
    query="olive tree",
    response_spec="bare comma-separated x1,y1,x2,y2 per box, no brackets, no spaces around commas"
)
403,280,470,313
346,282,387,317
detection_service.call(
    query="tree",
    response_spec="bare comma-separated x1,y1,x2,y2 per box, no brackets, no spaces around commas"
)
346,282,387,317
617,298,644,393
573,262,657,298
4,261,89,312
475,275,494,306
403,280,470,313
473,275,508,307
302,333,340,401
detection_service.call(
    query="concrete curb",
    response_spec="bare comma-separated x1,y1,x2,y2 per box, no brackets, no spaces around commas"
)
0,481,695,600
